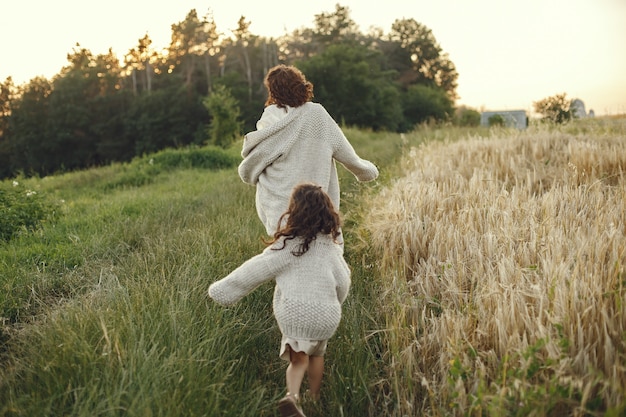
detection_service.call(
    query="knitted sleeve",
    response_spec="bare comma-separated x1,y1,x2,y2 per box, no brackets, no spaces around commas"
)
333,137,379,182
208,250,282,306
335,258,352,304
238,109,295,185
237,138,277,185
256,105,289,130
316,104,379,182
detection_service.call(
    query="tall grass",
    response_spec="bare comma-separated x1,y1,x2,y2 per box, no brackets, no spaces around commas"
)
1,168,281,416
0,129,427,417
361,119,626,416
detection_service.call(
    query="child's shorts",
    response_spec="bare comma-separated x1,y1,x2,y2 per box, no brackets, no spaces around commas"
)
280,335,328,361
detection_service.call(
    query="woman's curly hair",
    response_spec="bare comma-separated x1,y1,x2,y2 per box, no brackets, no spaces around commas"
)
267,183,342,256
264,64,314,108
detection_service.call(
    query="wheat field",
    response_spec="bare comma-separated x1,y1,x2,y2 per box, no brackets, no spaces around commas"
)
361,121,626,416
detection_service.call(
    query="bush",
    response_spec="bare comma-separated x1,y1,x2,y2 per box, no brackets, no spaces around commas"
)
488,114,505,127
456,107,481,127
533,93,574,124
0,180,56,242
105,146,241,189
151,146,240,170
203,85,242,148
402,84,454,129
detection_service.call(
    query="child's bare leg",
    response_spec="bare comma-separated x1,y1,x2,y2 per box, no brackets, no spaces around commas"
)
307,355,324,400
286,348,309,398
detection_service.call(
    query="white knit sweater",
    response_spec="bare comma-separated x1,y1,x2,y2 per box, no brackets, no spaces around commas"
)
238,102,379,235
208,234,351,341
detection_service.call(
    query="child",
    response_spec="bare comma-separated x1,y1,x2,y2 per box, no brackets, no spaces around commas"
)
238,64,379,236
208,183,351,417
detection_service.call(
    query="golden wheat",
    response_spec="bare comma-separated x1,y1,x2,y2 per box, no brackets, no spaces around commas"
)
363,121,626,416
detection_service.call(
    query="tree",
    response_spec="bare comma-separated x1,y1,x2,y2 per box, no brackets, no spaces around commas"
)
0,77,13,137
455,107,481,127
0,78,16,177
168,9,220,93
44,45,126,171
383,18,458,98
203,85,241,148
299,43,403,131
533,93,574,124
126,83,208,155
8,77,53,175
279,4,364,63
401,84,454,129
0,5,465,178
124,34,158,94
312,4,360,46
232,16,254,102
199,13,221,94
277,27,317,63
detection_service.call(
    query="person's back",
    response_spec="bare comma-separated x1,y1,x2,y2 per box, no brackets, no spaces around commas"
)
271,233,348,340
239,65,378,235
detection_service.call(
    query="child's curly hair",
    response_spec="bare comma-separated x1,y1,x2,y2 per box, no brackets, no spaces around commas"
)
264,64,314,108
268,183,342,256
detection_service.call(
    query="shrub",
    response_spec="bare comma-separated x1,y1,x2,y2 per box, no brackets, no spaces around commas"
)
402,84,454,128
105,146,240,189
488,113,505,127
151,146,240,170
456,107,481,127
203,85,242,148
0,180,56,242
533,93,575,124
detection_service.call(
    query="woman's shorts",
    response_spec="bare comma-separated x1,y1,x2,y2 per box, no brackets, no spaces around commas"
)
279,335,328,361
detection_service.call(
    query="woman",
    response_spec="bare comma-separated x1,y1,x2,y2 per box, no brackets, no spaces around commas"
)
238,64,379,236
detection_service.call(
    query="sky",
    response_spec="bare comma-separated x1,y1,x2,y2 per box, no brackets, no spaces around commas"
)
2,0,625,116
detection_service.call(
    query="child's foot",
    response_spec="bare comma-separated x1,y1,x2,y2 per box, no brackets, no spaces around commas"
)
302,390,323,414
304,389,320,402
278,394,306,417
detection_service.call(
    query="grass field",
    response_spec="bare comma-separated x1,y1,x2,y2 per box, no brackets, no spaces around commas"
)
0,120,624,416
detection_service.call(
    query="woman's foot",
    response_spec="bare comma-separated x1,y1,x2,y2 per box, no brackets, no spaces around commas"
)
278,393,306,417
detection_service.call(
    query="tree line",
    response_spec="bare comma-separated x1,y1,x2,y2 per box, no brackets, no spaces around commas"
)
0,4,463,179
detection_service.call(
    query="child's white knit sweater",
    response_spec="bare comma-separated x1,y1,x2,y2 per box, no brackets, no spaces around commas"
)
238,102,379,235
208,234,351,341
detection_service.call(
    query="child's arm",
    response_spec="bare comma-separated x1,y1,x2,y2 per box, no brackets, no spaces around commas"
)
208,251,279,306
256,105,285,130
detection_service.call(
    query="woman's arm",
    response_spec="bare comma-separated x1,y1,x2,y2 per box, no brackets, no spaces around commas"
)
333,138,379,182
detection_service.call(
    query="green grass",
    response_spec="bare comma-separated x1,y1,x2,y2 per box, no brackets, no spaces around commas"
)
0,129,433,417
